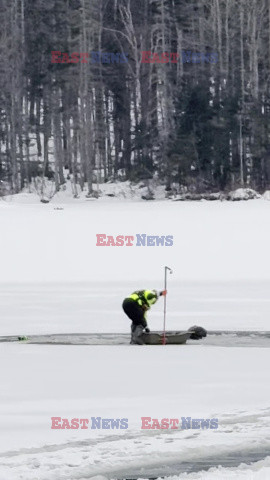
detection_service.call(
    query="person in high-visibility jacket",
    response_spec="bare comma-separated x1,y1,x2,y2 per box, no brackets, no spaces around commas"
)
122,289,167,344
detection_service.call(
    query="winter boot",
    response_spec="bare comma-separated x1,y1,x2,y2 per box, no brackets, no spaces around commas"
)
130,324,145,345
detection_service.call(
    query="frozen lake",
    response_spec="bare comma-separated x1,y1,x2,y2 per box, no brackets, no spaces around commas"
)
1,199,270,479
0,280,270,336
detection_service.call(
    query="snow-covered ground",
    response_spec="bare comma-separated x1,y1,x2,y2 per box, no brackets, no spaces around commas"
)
0,195,270,479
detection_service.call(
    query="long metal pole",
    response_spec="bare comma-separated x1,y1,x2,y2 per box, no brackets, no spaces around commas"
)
162,266,172,345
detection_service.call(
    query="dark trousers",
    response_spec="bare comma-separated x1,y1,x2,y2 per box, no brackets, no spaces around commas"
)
122,298,147,328
122,298,147,344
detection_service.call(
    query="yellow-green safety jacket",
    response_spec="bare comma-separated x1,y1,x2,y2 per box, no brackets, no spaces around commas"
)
128,290,158,313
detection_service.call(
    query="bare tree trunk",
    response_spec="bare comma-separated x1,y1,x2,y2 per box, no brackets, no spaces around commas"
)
225,0,230,84
80,0,93,196
105,90,113,178
52,85,65,190
41,83,51,198
239,1,245,185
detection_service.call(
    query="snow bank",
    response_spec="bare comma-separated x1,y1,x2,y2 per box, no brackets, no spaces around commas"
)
227,188,260,201
2,181,268,204
263,190,270,200
1,179,166,203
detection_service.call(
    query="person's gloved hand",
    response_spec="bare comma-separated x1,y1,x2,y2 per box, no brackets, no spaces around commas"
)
144,327,150,333
159,290,167,296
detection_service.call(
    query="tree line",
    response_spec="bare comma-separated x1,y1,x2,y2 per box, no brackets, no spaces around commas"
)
1,0,270,197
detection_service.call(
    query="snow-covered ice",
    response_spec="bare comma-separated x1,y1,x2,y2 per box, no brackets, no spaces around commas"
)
1,280,270,336
0,343,270,479
0,196,270,479
1,195,270,284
